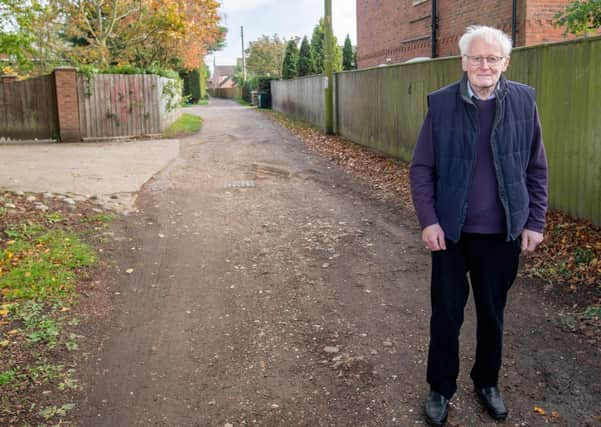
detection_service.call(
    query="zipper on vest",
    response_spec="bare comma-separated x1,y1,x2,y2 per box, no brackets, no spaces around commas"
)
460,104,479,232
490,98,512,241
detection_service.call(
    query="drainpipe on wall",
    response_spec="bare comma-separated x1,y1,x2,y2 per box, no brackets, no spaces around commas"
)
512,0,517,47
431,0,438,58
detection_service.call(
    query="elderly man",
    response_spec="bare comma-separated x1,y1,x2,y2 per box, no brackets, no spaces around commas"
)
410,25,548,425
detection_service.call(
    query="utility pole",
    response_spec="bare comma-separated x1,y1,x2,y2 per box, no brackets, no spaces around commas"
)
324,0,333,134
241,26,247,83
212,55,216,89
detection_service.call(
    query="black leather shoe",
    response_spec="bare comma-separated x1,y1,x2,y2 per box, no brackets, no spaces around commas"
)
476,386,508,420
424,391,449,426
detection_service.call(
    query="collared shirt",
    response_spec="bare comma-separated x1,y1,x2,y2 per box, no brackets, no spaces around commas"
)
467,81,497,100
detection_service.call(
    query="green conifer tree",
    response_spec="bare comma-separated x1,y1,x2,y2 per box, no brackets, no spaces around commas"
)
297,36,316,76
342,34,355,70
281,39,299,79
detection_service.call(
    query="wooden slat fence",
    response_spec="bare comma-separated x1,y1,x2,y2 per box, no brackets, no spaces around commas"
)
271,75,325,132
271,36,601,226
77,74,180,140
208,87,242,99
0,75,58,140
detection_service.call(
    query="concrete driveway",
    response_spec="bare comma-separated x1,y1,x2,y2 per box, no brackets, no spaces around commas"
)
0,139,180,213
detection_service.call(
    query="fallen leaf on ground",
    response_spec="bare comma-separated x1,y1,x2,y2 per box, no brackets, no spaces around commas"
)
534,406,546,415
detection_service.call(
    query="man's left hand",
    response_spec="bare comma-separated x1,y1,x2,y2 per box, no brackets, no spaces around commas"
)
521,229,544,253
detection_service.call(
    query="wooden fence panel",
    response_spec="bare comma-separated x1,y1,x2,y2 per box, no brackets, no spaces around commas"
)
271,75,325,131
0,75,58,140
209,87,242,99
78,74,180,139
273,36,601,225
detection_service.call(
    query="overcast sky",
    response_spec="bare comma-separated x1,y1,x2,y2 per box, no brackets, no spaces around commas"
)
207,0,356,69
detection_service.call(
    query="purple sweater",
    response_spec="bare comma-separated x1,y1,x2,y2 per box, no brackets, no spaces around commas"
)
410,98,547,234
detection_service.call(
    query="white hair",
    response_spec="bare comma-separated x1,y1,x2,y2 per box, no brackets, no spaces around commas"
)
458,25,513,57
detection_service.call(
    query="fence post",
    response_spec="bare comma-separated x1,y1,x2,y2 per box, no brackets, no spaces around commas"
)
53,67,82,142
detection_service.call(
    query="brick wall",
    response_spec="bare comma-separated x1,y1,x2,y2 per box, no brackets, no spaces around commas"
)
356,0,580,69
523,0,583,44
53,67,81,142
436,0,514,57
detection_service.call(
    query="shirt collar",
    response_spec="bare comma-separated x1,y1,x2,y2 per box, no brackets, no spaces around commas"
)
467,81,497,100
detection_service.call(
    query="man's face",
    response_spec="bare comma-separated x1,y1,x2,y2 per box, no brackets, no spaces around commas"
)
461,38,509,93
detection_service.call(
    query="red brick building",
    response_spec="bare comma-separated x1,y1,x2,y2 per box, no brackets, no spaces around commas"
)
209,65,237,89
356,0,576,69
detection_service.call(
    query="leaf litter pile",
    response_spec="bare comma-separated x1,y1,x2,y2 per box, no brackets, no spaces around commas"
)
0,191,113,426
266,110,601,324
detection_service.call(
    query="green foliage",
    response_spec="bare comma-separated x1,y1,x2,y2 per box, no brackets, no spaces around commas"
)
207,26,228,54
181,64,209,103
161,78,184,112
1,0,223,76
199,64,209,100
297,36,316,77
234,97,252,106
554,0,601,36
282,39,299,80
245,34,287,78
0,369,17,386
39,403,75,420
310,18,342,74
163,113,202,138
311,21,325,73
45,212,65,224
0,0,65,76
182,69,202,103
0,229,95,301
342,34,355,71
583,305,601,319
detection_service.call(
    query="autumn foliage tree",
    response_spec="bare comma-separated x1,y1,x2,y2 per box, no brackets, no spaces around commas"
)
1,0,223,75
62,0,222,70
245,34,286,78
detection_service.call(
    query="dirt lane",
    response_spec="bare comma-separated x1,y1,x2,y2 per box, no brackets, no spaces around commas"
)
77,99,601,427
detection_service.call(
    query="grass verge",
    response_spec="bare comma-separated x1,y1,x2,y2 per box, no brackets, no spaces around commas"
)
0,192,113,425
163,113,203,138
234,97,252,107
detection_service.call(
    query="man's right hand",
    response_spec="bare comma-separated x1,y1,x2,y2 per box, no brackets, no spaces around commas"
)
422,223,447,251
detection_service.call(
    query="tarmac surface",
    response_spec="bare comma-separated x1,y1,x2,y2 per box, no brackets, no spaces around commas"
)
0,139,180,213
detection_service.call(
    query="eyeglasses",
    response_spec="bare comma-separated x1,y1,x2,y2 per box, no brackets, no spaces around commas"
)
463,55,506,66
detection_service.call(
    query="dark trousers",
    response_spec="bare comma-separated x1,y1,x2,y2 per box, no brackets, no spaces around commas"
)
426,233,521,399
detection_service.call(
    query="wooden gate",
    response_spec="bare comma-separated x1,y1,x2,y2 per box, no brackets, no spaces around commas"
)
0,75,58,140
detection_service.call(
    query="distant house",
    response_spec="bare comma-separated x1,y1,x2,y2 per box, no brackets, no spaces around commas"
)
210,65,237,89
356,0,582,69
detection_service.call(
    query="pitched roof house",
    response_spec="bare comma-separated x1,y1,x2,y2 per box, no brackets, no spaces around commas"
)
210,65,237,89
356,0,582,69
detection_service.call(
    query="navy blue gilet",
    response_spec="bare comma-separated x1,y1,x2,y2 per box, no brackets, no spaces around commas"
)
427,74,537,242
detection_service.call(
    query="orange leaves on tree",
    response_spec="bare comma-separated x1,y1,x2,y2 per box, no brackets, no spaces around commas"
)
60,0,222,70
